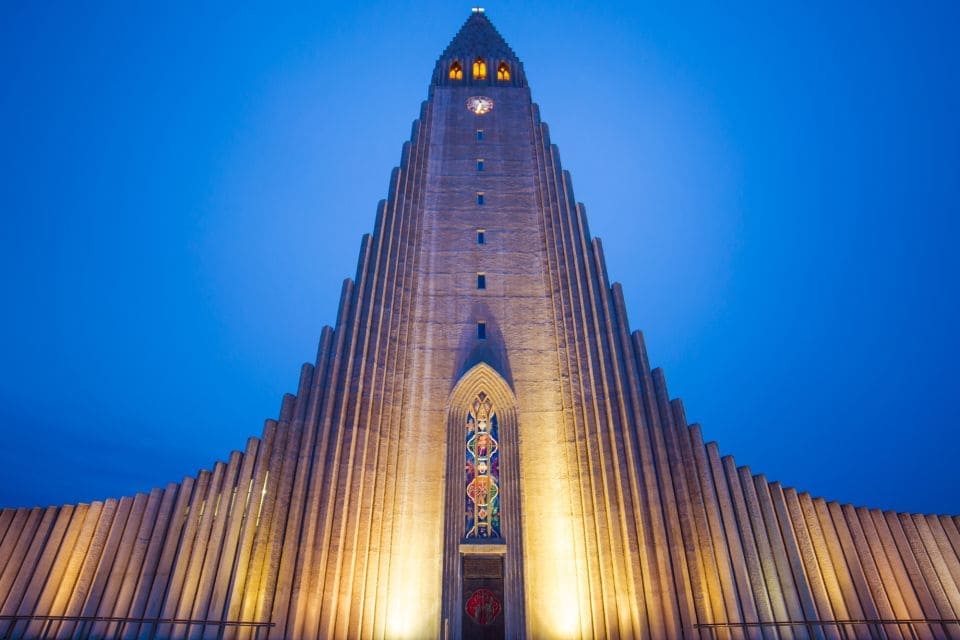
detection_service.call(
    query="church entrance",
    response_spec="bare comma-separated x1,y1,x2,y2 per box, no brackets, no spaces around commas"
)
443,364,524,637
461,554,505,640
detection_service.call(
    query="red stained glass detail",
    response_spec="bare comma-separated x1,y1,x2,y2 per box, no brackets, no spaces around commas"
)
466,475,496,503
464,588,502,625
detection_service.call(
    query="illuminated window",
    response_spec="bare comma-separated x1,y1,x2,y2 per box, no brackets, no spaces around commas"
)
465,392,500,539
472,58,487,80
477,192,484,205
476,229,485,245
449,60,463,80
477,321,486,340
497,61,511,81
477,158,484,171
476,129,484,141
477,273,486,289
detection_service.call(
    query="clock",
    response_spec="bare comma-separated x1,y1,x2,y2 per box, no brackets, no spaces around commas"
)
466,96,494,115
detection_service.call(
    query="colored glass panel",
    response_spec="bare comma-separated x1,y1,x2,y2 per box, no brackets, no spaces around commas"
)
465,393,500,539
465,588,502,625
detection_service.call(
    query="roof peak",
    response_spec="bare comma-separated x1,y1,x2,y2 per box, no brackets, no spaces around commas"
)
441,9,517,61
431,11,526,88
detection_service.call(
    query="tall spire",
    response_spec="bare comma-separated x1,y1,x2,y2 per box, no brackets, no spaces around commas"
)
433,10,525,87
442,9,516,60
0,11,957,640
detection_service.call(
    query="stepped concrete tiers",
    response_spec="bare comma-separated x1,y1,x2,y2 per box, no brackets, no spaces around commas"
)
3,11,960,640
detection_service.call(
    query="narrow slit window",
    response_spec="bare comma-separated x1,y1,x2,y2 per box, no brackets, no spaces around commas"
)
477,192,484,205
477,273,486,289
476,129,484,141
476,229,485,245
477,321,487,340
477,158,484,171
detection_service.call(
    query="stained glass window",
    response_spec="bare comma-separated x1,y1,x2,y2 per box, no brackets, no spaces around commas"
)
465,392,501,539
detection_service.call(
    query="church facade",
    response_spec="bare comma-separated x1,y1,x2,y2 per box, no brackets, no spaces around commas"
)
2,12,959,640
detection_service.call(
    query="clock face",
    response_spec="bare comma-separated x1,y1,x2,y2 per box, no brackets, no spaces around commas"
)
466,96,494,115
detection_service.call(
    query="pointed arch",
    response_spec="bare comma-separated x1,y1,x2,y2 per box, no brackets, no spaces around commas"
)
449,364,516,541
441,361,526,637
448,362,516,413
497,61,511,81
448,60,463,80
472,57,487,80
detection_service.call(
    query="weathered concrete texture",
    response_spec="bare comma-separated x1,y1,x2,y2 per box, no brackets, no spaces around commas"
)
1,10,958,640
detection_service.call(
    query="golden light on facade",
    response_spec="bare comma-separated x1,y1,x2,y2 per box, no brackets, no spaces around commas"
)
541,576,583,639
384,557,437,639
1,10,958,640
518,413,586,638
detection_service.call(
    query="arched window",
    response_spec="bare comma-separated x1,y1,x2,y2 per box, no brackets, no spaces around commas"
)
442,363,522,634
497,61,510,81
449,60,463,80
465,392,500,539
472,57,487,80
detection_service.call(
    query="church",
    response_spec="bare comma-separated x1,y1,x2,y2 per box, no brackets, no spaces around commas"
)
2,10,959,640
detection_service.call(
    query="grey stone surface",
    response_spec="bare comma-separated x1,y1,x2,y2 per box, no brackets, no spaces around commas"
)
0,10,956,640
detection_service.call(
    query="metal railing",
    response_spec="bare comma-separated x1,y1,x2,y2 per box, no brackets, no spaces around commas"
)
0,614,273,640
694,619,960,640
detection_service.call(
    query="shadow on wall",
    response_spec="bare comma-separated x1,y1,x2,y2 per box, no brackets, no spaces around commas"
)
454,301,513,389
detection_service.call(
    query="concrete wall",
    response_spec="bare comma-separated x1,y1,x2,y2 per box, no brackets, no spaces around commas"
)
1,13,958,640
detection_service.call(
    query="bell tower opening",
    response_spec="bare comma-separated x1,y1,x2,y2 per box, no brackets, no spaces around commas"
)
472,57,487,80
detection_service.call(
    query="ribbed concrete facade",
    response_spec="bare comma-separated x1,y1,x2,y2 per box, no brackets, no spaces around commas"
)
2,12,959,640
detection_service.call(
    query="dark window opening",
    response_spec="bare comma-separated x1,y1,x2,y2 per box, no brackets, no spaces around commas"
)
477,273,486,289
477,321,487,340
477,159,484,171
477,192,484,205
476,129,484,141
477,229,485,245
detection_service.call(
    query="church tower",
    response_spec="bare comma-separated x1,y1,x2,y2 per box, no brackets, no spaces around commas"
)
1,10,959,640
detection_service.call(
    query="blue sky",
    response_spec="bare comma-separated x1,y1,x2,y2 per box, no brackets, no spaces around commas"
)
1,1,958,514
